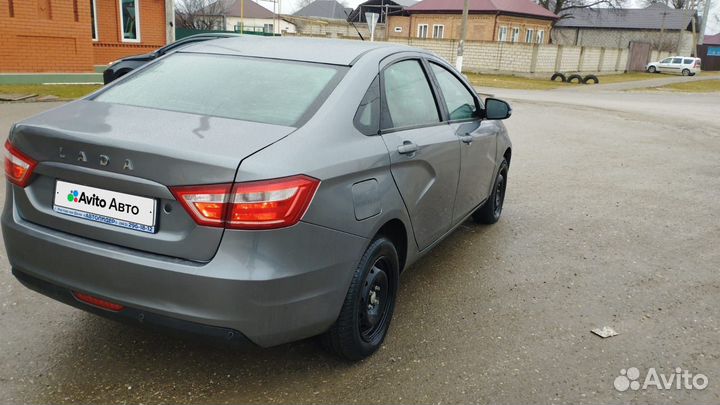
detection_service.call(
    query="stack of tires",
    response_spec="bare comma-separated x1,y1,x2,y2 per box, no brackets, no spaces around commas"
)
551,73,599,84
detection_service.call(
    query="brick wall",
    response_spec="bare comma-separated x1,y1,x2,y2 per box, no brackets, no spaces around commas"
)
552,27,694,55
388,14,552,43
0,0,167,73
92,0,167,65
0,0,95,72
386,36,632,75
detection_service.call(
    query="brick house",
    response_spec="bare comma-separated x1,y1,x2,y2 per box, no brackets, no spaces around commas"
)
387,0,558,43
0,0,173,73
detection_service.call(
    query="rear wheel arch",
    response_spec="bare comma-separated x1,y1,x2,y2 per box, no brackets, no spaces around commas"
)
375,219,408,272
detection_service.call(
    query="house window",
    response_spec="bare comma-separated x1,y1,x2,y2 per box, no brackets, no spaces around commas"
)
394,26,403,33
537,30,545,43
432,24,444,39
119,0,140,42
525,28,534,43
264,23,274,34
498,26,508,42
511,27,520,43
417,24,428,38
90,0,98,40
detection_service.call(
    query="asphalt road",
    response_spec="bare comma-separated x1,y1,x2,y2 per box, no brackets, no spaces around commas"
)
1,88,719,404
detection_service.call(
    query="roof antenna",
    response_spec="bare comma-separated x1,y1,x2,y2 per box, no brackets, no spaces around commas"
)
344,8,365,40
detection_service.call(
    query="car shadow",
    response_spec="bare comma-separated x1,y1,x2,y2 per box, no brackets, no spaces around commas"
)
29,219,504,404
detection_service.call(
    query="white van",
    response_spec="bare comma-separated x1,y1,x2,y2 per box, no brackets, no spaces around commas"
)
646,57,701,76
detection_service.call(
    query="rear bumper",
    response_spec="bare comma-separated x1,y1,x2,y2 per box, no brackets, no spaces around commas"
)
12,268,255,346
2,193,368,347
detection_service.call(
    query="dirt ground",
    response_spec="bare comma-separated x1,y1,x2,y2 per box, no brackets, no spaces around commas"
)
0,87,718,404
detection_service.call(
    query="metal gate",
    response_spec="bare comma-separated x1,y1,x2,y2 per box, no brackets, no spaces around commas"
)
627,41,651,72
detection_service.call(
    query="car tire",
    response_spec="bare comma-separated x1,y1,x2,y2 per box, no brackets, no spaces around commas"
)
567,74,583,84
550,73,566,82
582,74,599,84
323,236,399,361
473,159,509,225
682,69,690,76
647,66,657,73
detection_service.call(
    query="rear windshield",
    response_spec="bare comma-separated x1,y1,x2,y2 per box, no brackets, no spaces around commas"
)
94,53,346,127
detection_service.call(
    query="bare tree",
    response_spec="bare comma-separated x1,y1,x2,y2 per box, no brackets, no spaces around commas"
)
176,0,230,29
537,0,626,18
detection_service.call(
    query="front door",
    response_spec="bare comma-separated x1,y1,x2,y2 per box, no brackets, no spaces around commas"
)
380,58,460,250
426,61,497,223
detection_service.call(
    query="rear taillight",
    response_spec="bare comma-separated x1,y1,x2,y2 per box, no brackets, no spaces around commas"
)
694,60,701,68
4,140,37,187
170,175,320,230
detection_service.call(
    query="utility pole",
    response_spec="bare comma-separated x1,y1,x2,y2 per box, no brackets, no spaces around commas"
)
698,0,712,44
456,0,469,72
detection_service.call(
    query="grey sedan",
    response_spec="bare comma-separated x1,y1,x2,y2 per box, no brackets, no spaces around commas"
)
2,37,512,360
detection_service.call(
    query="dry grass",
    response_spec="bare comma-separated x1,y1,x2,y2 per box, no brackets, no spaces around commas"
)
466,72,681,90
648,79,720,93
0,84,101,100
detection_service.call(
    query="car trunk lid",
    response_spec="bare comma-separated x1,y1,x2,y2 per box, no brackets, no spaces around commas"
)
9,100,295,262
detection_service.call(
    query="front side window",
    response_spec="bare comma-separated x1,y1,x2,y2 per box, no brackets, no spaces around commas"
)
94,53,345,127
525,29,534,43
432,24,444,39
381,60,439,130
511,27,520,43
498,26,508,42
120,0,140,42
91,0,98,40
661,58,672,63
417,24,428,38
430,63,477,121
536,30,545,43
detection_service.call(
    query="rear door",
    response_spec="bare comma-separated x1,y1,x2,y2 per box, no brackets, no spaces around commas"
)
668,57,684,74
426,60,497,223
379,57,460,250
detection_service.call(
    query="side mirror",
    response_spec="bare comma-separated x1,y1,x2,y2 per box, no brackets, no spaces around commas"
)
484,98,512,120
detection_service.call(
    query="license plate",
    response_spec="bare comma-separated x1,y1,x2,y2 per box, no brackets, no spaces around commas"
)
53,180,157,233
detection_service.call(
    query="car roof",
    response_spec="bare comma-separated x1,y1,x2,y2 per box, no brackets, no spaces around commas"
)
180,36,416,66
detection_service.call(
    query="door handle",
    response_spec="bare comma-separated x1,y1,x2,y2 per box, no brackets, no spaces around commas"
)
397,141,418,155
459,134,474,145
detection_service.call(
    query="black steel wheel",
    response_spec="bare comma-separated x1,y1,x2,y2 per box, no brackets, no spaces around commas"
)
473,159,509,225
323,236,399,360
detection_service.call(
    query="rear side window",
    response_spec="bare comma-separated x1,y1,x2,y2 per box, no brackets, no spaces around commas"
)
429,63,478,121
381,60,440,130
683,58,694,64
94,53,345,127
354,76,380,135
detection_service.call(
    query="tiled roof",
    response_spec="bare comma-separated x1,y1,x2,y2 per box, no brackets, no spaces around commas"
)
407,0,558,19
293,0,353,19
555,4,694,30
704,33,720,45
